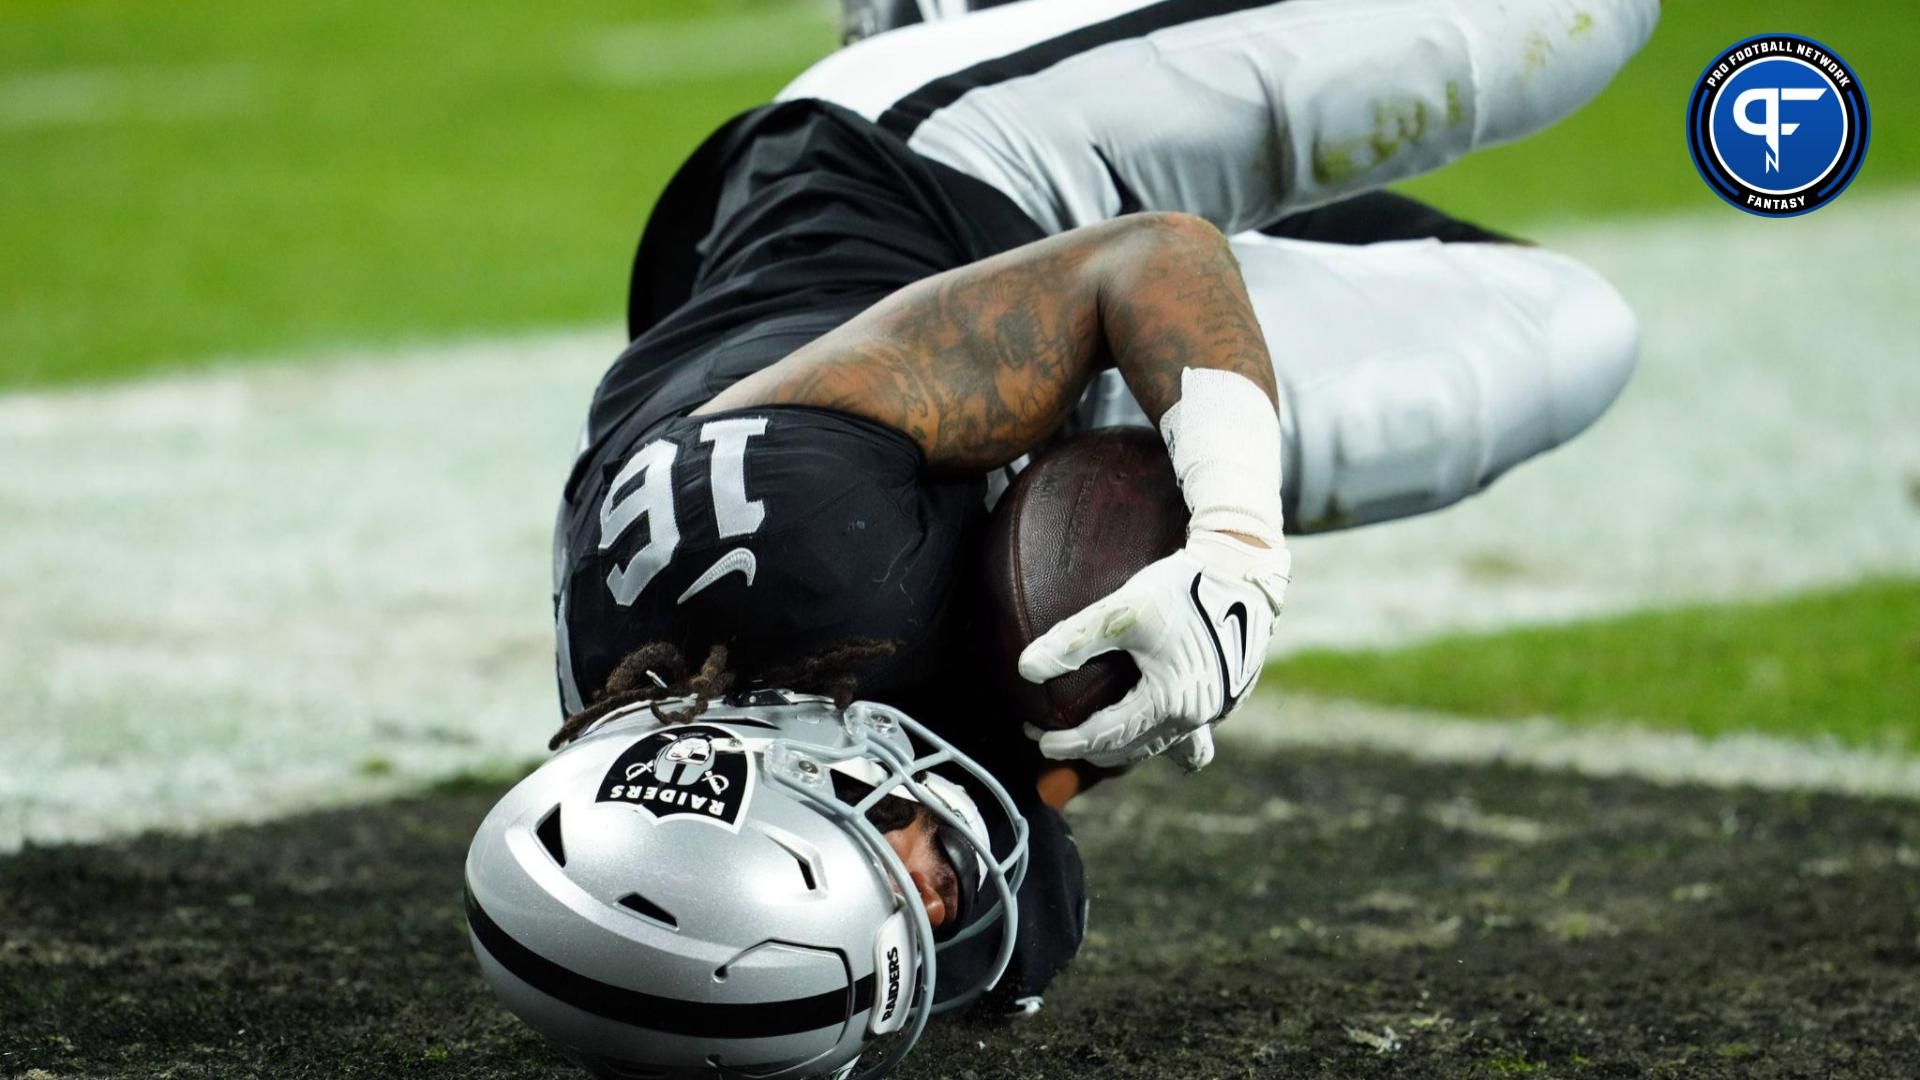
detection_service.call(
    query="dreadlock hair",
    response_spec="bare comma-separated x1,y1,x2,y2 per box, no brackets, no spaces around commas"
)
548,639,898,751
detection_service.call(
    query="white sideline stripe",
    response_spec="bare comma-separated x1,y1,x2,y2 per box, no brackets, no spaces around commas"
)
582,11,835,86
2,197,1918,853
0,64,256,130
1224,696,1920,801
0,329,620,854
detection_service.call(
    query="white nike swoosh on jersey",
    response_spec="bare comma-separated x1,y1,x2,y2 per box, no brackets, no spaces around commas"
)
676,547,757,605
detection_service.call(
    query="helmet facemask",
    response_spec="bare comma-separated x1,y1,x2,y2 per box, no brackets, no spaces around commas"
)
466,694,1029,1080
759,700,1029,1076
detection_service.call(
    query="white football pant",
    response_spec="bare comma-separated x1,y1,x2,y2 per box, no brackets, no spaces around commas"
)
1075,235,1639,530
783,0,1655,530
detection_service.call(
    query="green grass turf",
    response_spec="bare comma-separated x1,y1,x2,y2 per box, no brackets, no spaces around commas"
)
3,0,1913,389
1400,0,1917,229
12,743,1920,1078
0,0,832,389
1266,577,1920,749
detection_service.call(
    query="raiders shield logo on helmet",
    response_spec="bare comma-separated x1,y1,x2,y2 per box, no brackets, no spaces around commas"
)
596,724,755,829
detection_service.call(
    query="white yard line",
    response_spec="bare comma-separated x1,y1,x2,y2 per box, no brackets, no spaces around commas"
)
1,198,1917,853
1223,695,1920,802
0,330,618,851
581,11,835,86
0,64,257,130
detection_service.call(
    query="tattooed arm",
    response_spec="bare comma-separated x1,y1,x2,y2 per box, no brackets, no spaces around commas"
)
703,212,1291,773
694,212,1278,473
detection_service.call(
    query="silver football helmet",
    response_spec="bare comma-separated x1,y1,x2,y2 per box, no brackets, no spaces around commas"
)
465,691,1030,1079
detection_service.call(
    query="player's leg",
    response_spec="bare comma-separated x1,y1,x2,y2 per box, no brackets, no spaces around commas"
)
1252,188,1521,247
783,0,1660,235
1076,194,1639,531
1256,230,1638,532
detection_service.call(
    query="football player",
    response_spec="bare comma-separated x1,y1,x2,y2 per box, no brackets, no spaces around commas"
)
469,0,1659,1074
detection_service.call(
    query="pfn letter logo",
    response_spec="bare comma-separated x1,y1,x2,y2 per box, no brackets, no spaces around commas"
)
1687,35,1869,218
1732,86,1828,173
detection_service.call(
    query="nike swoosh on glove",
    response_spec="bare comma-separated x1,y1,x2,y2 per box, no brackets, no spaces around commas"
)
1017,531,1289,769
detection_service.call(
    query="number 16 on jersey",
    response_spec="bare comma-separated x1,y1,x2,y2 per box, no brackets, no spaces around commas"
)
598,417,769,606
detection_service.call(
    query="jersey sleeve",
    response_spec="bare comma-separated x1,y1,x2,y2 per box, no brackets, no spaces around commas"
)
555,405,988,713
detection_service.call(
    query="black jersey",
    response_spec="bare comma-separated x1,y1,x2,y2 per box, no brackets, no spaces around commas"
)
555,405,986,711
572,99,1044,465
555,100,1042,711
553,101,1082,1002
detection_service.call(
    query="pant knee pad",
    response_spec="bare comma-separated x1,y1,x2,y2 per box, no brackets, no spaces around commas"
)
1289,248,1638,531
1539,253,1639,446
1289,347,1487,531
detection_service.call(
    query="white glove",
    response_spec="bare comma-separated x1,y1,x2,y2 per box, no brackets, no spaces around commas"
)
1018,530,1289,767
1018,367,1291,770
1168,724,1216,772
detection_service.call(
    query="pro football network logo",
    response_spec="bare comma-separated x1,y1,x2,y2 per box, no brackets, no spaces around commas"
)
1687,35,1870,218
597,724,754,829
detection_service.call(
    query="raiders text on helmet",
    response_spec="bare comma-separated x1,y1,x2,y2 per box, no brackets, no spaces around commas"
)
464,692,1029,1078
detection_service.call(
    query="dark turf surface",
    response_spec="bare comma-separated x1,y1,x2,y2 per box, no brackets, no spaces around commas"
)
5,743,1919,1079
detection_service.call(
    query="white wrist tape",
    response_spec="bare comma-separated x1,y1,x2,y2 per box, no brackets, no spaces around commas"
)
1158,368,1285,545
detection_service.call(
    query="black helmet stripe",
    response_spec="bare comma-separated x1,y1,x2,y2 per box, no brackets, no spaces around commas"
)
465,885,876,1039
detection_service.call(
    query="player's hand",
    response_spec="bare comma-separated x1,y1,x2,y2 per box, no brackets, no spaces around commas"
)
1016,531,1289,769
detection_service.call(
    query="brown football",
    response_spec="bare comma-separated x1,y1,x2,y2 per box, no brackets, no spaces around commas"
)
983,428,1189,731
